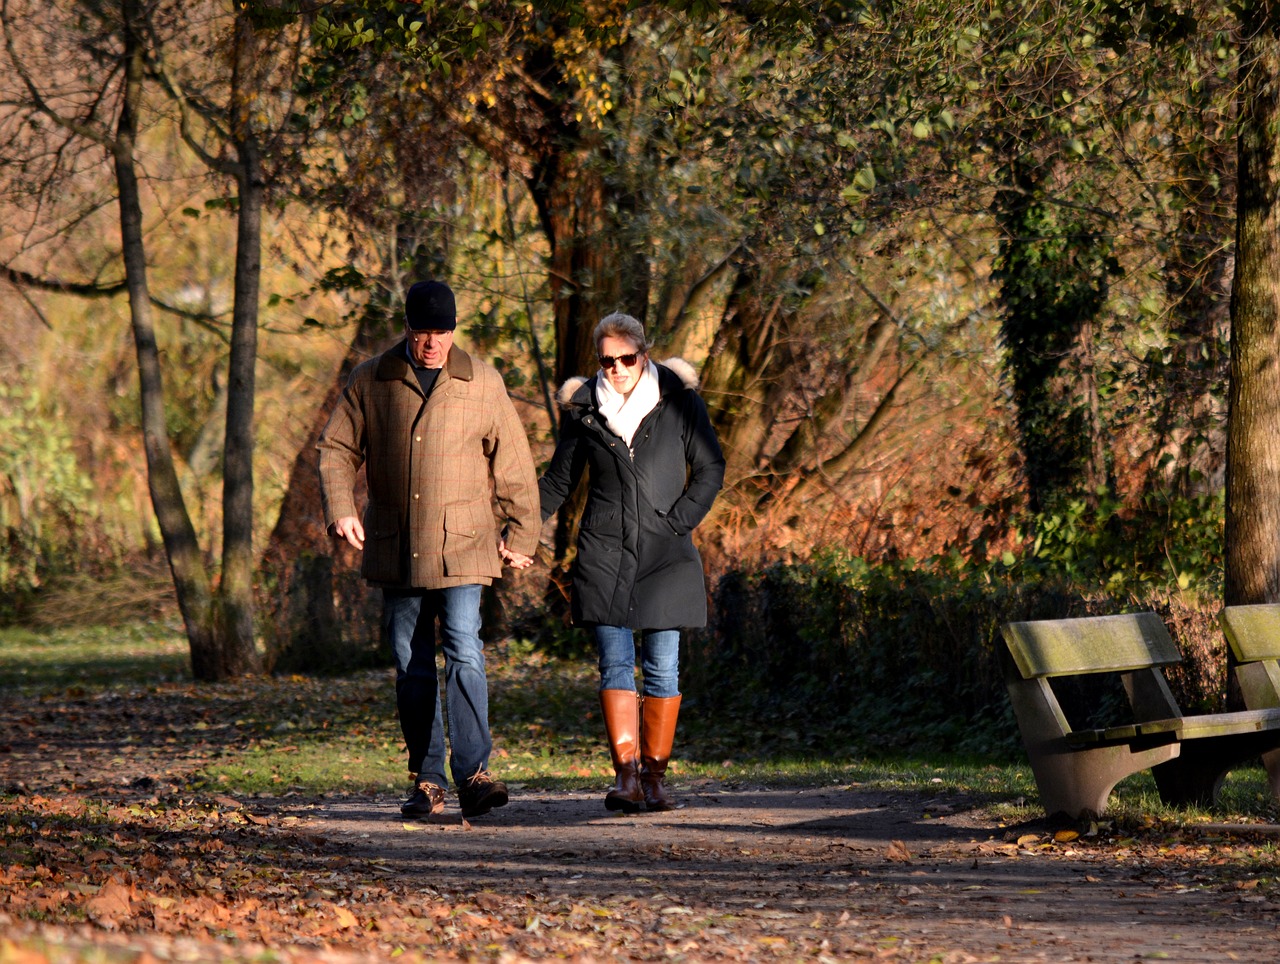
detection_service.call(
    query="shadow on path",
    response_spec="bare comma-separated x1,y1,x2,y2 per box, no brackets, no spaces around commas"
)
312,785,1280,963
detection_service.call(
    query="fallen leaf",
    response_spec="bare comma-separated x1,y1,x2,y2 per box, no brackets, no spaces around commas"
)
1054,829,1080,843
886,840,911,862
85,880,133,926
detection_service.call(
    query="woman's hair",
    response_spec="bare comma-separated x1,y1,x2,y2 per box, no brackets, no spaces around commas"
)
593,312,649,354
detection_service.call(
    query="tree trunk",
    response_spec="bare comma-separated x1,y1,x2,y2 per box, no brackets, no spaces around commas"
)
992,153,1116,511
527,144,631,611
530,150,626,382
217,7,266,677
261,228,434,672
115,0,219,675
258,304,391,674
700,258,785,487
1225,14,1280,608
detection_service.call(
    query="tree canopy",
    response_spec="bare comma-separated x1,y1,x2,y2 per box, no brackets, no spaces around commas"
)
2,0,1275,665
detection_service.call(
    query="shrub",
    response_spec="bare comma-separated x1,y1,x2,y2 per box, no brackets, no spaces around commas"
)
0,381,102,620
690,543,1226,760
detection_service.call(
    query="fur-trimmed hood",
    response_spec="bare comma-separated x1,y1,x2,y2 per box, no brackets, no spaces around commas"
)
556,357,700,409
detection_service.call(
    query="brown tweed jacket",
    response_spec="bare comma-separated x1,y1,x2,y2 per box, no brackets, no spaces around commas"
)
317,341,540,588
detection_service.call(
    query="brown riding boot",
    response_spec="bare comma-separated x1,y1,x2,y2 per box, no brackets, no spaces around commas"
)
600,689,644,813
640,694,681,812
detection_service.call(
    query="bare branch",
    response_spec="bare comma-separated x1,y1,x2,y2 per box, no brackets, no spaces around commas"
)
0,263,125,297
0,0,114,149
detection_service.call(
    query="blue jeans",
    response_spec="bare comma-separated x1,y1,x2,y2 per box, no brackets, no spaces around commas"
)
384,585,492,788
590,625,681,698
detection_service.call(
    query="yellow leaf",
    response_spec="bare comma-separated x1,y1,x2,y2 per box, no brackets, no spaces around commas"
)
1054,830,1080,843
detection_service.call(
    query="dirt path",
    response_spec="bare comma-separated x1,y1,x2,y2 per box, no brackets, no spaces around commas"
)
4,675,1280,961
306,784,1280,961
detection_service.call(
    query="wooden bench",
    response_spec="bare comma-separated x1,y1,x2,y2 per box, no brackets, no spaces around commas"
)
1216,603,1280,802
1002,612,1280,819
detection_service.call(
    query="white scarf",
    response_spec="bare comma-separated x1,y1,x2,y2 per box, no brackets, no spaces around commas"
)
595,360,660,449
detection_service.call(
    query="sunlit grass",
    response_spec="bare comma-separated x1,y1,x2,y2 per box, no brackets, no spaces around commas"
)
4,622,1280,827
0,621,189,690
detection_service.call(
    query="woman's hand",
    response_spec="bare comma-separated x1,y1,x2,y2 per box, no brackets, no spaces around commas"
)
499,539,535,570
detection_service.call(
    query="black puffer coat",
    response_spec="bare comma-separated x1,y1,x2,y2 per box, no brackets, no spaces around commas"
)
539,359,725,630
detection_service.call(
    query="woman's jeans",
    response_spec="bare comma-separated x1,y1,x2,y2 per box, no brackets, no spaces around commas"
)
589,625,680,697
384,585,491,788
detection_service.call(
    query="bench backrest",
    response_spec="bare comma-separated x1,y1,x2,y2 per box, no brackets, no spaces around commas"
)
1002,612,1181,679
1218,604,1280,710
1218,604,1280,662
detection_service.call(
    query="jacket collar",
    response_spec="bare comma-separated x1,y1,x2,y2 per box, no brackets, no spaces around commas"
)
558,357,698,413
377,340,475,384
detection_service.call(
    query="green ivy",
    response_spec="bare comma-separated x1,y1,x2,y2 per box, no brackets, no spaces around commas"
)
1010,488,1223,596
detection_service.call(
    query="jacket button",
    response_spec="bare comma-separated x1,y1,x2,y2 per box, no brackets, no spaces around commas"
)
415,435,422,442
413,493,420,500
412,552,419,559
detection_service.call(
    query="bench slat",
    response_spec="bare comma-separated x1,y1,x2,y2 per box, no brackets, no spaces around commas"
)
1219,604,1280,662
1065,724,1140,746
1136,708,1280,740
1003,612,1181,679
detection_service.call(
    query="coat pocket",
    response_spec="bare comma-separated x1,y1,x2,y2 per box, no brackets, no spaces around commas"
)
442,500,499,578
580,504,622,550
361,504,403,584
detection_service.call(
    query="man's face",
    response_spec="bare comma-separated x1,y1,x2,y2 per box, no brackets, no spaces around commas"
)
407,327,453,369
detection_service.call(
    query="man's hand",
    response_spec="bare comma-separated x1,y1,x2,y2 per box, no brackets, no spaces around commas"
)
330,516,365,550
499,539,534,570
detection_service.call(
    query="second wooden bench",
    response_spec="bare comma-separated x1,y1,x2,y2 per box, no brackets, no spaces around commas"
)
1002,611,1280,819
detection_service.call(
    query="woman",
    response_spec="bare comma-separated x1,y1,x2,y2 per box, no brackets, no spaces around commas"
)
538,313,725,812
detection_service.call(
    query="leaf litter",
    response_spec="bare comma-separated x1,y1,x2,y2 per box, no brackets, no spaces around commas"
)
5,674,1280,961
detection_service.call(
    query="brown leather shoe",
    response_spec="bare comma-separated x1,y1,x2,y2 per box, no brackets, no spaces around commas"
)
459,767,509,817
400,781,445,818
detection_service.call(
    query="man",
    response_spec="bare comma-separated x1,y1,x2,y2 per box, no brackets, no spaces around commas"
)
318,279,538,819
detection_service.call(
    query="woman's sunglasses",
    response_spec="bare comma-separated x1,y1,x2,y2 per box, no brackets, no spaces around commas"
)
599,352,643,370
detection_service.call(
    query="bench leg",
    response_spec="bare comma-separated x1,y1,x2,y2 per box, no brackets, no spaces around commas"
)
1151,753,1228,807
1152,735,1280,807
1264,747,1280,801
1027,743,1181,820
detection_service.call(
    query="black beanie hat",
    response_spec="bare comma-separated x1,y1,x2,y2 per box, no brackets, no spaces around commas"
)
404,280,457,331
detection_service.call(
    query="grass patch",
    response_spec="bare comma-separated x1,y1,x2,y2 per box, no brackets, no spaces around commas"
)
3,621,1279,828
0,621,189,691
